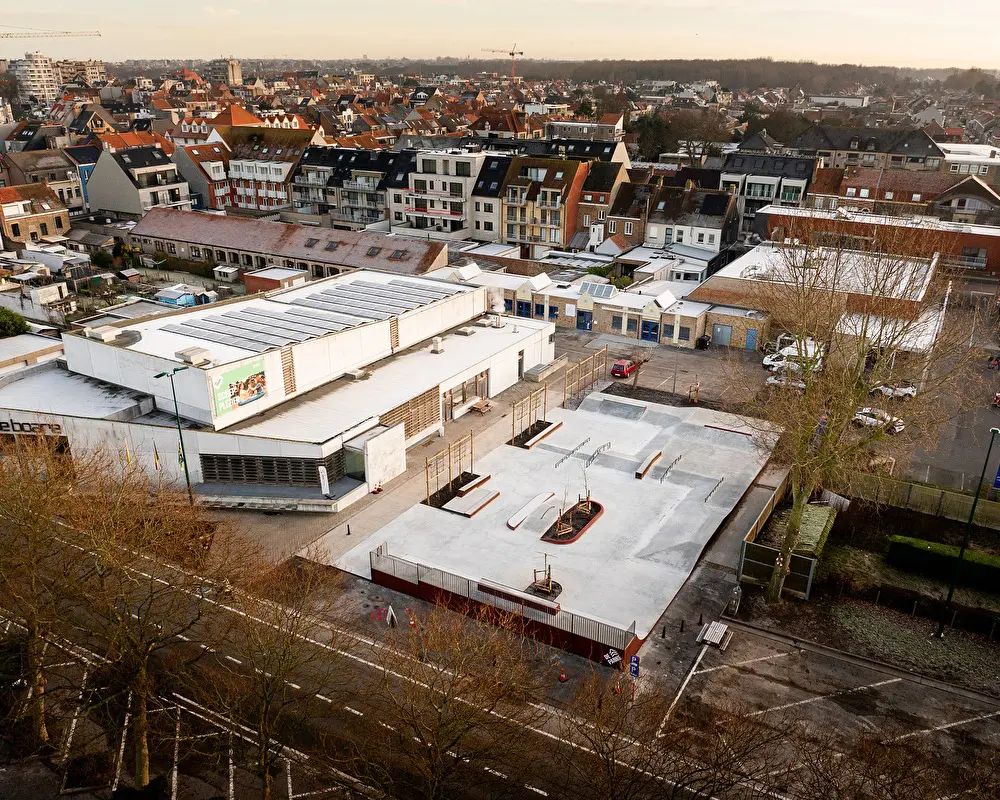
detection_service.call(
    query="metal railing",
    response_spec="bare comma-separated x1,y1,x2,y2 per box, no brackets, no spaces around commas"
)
370,544,637,651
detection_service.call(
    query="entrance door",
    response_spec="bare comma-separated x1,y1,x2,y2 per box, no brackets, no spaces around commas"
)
712,324,733,347
745,329,758,350
516,300,532,318
576,311,593,331
640,320,659,342
517,350,524,379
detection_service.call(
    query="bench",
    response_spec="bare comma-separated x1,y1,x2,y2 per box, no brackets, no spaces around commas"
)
443,487,500,518
634,450,662,480
472,399,494,414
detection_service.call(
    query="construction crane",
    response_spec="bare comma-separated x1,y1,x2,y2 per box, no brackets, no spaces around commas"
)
0,27,101,39
482,43,523,80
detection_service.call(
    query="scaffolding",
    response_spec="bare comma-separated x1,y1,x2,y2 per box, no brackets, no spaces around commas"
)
563,345,609,407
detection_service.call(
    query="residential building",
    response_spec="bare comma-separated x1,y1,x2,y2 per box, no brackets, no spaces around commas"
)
937,142,1000,187
929,176,1000,225
469,155,512,243
222,127,313,214
0,184,70,251
720,153,816,232
171,143,231,210
644,186,741,258
806,166,964,216
470,109,544,140
788,125,944,171
86,146,193,218
501,156,589,258
0,149,84,213
546,113,625,142
129,208,449,278
10,52,59,104
206,58,242,87
388,148,488,241
574,161,628,250
55,59,107,85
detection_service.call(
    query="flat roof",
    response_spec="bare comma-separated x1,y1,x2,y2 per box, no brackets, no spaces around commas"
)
0,334,62,361
245,267,306,280
715,243,934,301
229,315,551,444
94,272,469,366
757,203,1000,239
0,366,146,419
338,394,778,637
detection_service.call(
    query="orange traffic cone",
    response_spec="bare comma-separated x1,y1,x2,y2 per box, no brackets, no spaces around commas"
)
406,608,416,629
558,667,567,682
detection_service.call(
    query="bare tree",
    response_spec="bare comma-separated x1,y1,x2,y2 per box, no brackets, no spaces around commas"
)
722,230,985,601
629,347,652,390
0,437,85,749
552,671,789,800
354,605,551,800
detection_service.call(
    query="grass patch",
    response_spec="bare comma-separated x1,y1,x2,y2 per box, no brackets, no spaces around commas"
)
759,503,835,556
887,535,1000,592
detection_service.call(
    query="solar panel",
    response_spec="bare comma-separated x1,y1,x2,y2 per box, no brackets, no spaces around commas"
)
218,312,310,342
293,298,387,320
319,286,417,313
348,280,438,304
297,292,395,319
181,318,289,348
239,307,340,335
281,306,358,328
579,281,616,299
389,279,458,298
162,323,269,353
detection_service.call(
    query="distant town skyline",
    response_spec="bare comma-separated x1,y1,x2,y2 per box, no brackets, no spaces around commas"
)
3,1,999,71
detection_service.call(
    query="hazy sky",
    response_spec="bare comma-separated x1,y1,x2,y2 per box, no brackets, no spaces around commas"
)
2,1,998,70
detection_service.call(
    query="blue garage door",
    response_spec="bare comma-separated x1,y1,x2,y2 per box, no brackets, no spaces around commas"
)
516,300,532,318
576,310,593,331
640,320,659,341
745,329,759,350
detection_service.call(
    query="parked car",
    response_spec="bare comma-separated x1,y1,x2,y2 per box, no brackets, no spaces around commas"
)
611,359,637,378
852,407,905,434
766,372,807,391
870,383,916,399
762,338,825,373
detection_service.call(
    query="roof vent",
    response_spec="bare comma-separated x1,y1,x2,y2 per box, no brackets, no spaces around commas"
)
455,326,476,337
431,336,445,353
345,369,369,381
175,346,212,366
85,325,121,343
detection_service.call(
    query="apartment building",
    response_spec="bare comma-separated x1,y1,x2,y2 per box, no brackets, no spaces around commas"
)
206,58,243,87
937,142,1000,187
501,157,589,258
546,113,625,142
171,143,231,210
644,187,741,257
788,125,944,171
0,149,84,213
469,154,512,242
55,59,107,85
0,184,70,251
10,52,59,104
224,127,313,214
388,149,488,241
720,153,816,233
574,162,628,249
87,146,193,218
807,167,959,216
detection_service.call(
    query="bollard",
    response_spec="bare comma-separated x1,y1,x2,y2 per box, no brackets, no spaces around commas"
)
347,524,351,536
661,625,666,638
698,613,703,626
679,620,684,633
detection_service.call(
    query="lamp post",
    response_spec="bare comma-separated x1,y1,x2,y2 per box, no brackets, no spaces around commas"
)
154,366,193,505
935,425,999,638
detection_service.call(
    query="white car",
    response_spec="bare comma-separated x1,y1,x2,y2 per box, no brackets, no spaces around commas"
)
853,407,905,434
764,355,823,374
870,383,916,399
766,372,806,391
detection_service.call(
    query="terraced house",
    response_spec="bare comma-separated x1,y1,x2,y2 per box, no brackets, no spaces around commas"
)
501,157,589,258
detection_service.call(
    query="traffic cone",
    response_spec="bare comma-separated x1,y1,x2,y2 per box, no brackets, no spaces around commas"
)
406,608,416,629
558,667,567,683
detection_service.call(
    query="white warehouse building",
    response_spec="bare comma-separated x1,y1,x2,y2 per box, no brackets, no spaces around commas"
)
0,271,554,511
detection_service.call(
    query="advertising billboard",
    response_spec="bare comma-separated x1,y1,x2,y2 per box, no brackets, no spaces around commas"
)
213,358,268,417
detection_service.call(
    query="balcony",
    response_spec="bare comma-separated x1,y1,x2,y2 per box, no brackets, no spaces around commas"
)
938,254,988,271
506,194,529,206
343,178,380,191
142,195,191,211
404,205,464,218
537,198,562,209
407,186,464,199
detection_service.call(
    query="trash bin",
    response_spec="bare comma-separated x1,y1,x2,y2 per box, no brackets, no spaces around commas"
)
696,335,710,350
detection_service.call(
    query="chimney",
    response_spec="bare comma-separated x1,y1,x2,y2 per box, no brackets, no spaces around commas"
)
431,336,444,354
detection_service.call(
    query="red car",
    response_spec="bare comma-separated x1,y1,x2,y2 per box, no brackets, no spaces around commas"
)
611,359,637,378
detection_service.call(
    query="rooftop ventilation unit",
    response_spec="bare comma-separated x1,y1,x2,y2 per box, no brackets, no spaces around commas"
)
85,326,121,343
431,336,445,353
345,369,369,381
455,326,476,336
175,346,212,366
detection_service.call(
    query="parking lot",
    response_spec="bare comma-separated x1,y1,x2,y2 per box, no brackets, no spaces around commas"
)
679,622,1000,760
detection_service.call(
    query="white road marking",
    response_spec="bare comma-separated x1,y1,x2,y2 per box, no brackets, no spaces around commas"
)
344,706,363,716
315,694,332,703
888,710,1000,741
224,655,241,664
751,678,902,716
525,785,549,796
695,650,796,675
177,634,189,641
379,721,395,731
658,643,708,736
287,682,301,690
484,767,507,779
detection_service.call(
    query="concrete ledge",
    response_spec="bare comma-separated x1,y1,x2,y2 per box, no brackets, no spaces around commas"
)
524,419,563,449
457,474,491,497
443,487,500,517
635,450,662,479
524,354,568,383
507,492,555,530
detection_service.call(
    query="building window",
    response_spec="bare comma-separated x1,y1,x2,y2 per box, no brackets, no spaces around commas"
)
548,305,559,319
55,217,62,230
708,233,715,244
475,201,481,211
624,221,633,236
696,232,704,243
242,254,253,266
10,223,19,237
484,203,493,213
394,212,403,221
675,230,684,242
167,243,177,254
535,303,545,317
608,220,617,234
422,159,436,173
503,298,513,313
846,187,857,197
663,323,675,339
912,193,921,202
40,223,48,236
191,247,201,259
611,315,622,330
484,221,493,231
859,188,870,198
950,164,960,173
455,162,471,177
598,210,606,221
884,192,894,200
626,318,638,333
475,221,481,229
679,326,691,341
584,214,591,227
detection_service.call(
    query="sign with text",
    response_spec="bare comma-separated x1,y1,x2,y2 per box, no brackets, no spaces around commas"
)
629,655,640,678
212,358,268,417
993,463,1000,491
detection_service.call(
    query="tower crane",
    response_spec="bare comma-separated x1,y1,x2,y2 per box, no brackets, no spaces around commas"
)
481,43,523,80
0,27,101,39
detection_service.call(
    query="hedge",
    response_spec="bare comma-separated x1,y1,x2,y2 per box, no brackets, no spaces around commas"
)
886,535,1000,592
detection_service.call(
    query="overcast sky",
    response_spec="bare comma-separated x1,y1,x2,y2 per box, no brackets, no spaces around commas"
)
2,1,998,70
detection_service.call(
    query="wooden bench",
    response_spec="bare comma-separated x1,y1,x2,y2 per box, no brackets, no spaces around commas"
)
634,450,662,480
472,399,494,414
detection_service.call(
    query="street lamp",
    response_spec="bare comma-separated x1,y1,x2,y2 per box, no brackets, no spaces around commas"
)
935,425,1000,638
153,366,194,505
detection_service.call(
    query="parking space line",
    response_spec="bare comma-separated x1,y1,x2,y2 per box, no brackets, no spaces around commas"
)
344,706,363,716
658,643,708,737
525,785,549,796
694,650,796,675
751,678,902,716
888,709,1000,741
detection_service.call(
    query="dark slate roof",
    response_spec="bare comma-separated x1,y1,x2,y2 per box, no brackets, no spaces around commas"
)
738,129,781,151
789,125,943,158
113,146,172,178
472,155,512,198
293,146,407,191
382,150,418,189
662,167,721,189
582,161,622,192
64,145,102,166
647,187,732,229
721,153,816,180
